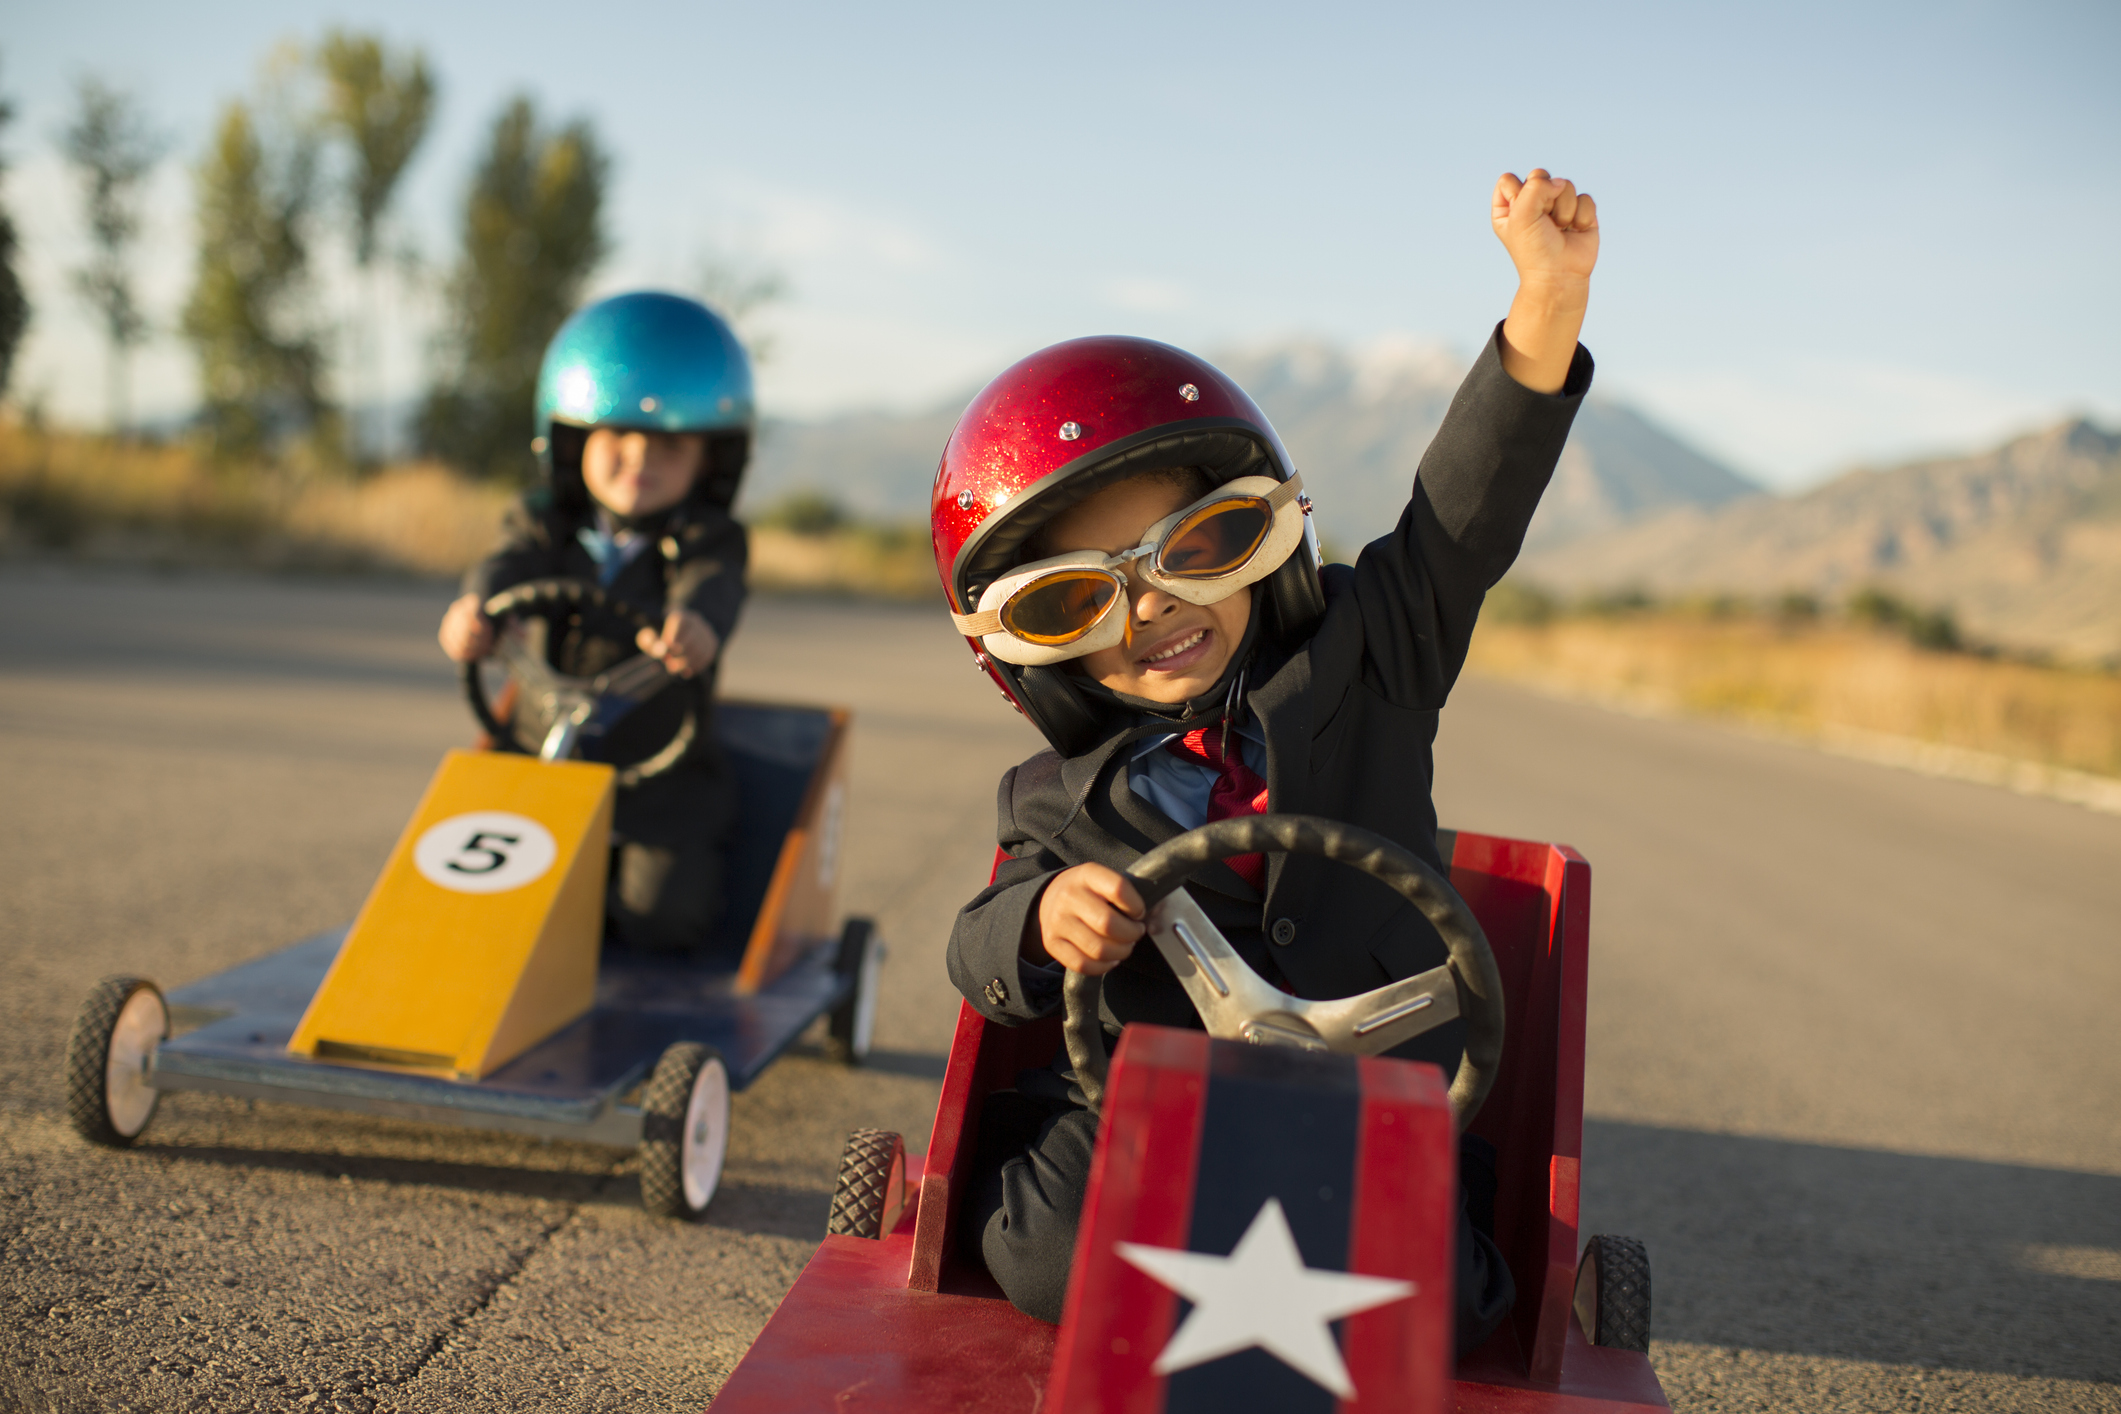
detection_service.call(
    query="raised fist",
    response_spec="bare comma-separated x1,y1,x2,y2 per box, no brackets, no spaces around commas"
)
1492,168,1600,286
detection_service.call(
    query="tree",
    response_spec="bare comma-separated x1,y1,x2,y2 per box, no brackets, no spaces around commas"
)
315,32,433,462
694,248,786,365
0,59,29,402
61,78,167,436
180,100,328,463
419,95,607,480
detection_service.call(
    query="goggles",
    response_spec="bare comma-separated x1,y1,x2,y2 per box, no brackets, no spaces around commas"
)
950,474,1306,666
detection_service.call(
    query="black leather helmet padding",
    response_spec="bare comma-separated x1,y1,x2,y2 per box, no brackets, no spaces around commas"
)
547,421,751,517
1016,663,1110,756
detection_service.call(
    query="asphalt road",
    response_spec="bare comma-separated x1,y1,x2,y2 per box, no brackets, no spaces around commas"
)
2,565,2116,1413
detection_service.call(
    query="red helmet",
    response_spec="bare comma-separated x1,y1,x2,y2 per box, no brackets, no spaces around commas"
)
931,335,1324,752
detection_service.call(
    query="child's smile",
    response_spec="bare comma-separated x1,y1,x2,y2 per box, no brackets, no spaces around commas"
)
1135,624,1213,672
1039,477,1252,704
1143,625,1205,661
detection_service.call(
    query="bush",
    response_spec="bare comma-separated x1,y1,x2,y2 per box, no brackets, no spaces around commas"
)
759,489,850,536
1581,586,1655,617
1847,585,1961,652
1847,585,1906,628
1775,591,1821,621
1484,578,1559,625
1907,608,1961,652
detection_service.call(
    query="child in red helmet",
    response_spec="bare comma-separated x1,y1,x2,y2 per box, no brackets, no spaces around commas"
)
934,171,1600,1350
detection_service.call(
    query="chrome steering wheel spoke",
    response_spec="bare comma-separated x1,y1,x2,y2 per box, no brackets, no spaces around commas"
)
1145,889,1462,1056
593,652,675,705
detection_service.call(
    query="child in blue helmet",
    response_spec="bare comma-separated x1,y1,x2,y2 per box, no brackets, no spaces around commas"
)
439,291,753,956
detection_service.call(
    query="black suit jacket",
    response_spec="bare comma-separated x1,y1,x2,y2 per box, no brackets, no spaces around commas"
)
946,327,1593,1075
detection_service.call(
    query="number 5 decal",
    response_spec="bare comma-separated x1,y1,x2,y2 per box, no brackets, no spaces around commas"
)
414,813,558,894
448,831,521,875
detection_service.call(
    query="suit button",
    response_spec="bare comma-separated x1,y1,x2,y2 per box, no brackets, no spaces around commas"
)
984,978,1010,1008
1271,918,1297,946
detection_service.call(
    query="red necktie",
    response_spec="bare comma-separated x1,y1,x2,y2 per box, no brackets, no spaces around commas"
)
1164,724,1270,890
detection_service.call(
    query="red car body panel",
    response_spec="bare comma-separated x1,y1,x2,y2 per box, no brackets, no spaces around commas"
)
708,831,1668,1413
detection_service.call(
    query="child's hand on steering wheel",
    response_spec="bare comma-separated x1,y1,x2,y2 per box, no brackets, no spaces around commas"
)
637,609,720,678
1032,863,1146,975
438,593,496,664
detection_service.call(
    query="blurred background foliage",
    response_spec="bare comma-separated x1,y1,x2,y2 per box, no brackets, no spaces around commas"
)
0,32,641,483
0,63,28,401
415,95,606,481
60,77,164,438
182,96,332,465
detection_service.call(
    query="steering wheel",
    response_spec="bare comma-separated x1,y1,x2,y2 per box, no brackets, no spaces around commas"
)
463,577,698,786
1062,814,1505,1132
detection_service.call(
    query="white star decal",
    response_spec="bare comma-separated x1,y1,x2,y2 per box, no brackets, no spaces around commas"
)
1114,1197,1415,1398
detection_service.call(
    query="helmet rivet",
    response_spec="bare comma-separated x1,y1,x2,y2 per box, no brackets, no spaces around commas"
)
1179,383,1200,402
1058,422,1082,441
640,396,660,413
956,489,976,511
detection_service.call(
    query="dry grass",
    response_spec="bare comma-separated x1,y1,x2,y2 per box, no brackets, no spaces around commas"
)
0,421,507,576
1467,614,2121,780
746,524,936,599
0,421,947,595
278,464,510,575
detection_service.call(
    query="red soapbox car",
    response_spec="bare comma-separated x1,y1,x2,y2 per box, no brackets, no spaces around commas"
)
710,815,1668,1413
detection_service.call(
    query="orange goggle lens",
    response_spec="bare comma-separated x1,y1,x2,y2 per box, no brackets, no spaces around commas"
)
1155,497,1273,579
1000,570,1123,645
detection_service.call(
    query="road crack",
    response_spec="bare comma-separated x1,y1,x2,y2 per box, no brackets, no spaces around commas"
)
377,1162,626,1398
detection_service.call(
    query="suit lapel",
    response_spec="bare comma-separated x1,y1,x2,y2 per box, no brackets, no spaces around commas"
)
1103,748,1260,904
1250,640,1313,904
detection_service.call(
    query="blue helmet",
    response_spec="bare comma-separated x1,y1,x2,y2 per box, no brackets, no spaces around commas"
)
534,291,756,511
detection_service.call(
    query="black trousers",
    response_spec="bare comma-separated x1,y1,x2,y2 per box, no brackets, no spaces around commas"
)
606,761,738,955
964,1087,1516,1355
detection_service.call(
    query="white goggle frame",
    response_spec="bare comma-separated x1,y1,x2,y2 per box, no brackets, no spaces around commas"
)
949,474,1306,667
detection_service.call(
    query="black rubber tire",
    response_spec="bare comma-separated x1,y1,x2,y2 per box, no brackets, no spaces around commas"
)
1574,1234,1653,1353
64,976,167,1148
825,918,881,1066
825,1128,904,1239
638,1042,729,1220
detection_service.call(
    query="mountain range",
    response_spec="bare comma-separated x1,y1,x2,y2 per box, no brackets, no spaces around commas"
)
1519,418,2121,664
743,338,1758,560
741,341,2120,664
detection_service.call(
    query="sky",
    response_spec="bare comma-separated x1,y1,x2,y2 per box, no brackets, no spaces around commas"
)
6,0,2117,490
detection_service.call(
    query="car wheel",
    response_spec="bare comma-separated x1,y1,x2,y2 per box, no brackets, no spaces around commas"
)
1574,1233,1652,1353
826,918,883,1066
825,1128,905,1239
639,1042,730,1219
65,977,168,1148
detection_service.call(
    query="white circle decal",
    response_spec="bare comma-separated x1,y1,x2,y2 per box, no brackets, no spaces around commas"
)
413,812,558,894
